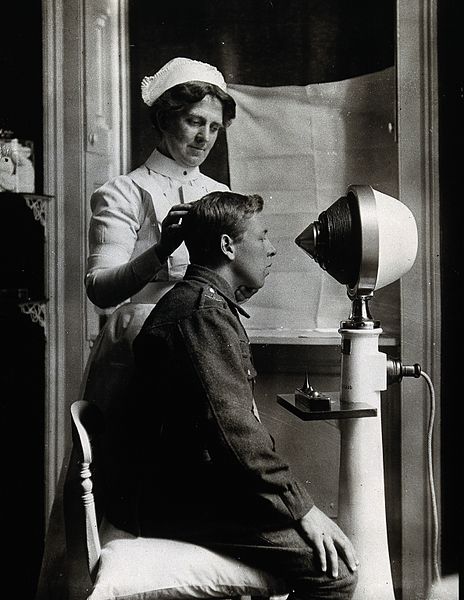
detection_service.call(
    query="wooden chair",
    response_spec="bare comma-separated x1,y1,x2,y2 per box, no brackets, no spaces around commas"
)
67,400,287,600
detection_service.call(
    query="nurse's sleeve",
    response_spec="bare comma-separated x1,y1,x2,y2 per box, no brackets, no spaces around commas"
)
85,177,165,309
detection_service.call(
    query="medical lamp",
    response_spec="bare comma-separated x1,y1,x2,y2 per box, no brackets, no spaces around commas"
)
295,185,419,600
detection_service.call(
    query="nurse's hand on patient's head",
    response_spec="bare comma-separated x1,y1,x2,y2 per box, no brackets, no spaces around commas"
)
235,286,258,303
156,203,193,263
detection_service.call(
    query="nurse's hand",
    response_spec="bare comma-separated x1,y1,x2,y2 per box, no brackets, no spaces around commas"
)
235,286,258,303
156,203,193,263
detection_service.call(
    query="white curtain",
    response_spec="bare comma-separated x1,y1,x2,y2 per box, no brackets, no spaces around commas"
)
226,67,397,332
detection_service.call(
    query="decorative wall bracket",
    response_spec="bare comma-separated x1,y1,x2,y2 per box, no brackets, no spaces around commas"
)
23,193,50,228
19,301,47,330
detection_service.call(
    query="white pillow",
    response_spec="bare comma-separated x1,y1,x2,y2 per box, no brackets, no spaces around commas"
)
87,521,288,600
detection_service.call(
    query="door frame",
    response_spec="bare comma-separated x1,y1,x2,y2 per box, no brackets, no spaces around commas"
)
42,0,129,519
397,1,441,597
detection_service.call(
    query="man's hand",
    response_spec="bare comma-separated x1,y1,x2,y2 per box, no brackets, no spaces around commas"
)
235,286,258,303
156,203,193,262
299,505,359,578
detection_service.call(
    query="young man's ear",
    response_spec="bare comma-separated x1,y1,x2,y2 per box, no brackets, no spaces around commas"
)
220,233,235,261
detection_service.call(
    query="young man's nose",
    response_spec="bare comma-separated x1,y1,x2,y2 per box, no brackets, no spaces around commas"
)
267,242,277,257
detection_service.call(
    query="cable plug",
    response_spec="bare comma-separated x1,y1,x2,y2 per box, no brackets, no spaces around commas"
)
387,358,421,385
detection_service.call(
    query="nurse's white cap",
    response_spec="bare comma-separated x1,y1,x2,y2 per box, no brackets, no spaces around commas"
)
141,57,227,107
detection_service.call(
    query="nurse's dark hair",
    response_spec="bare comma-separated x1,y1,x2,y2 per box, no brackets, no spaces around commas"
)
183,191,264,266
148,81,236,137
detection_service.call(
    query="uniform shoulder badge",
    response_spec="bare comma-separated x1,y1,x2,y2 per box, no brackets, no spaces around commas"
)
200,285,226,308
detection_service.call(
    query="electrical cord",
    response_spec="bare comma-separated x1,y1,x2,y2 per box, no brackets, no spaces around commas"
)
420,370,440,583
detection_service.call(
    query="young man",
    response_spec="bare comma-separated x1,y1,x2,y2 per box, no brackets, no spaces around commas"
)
110,191,358,599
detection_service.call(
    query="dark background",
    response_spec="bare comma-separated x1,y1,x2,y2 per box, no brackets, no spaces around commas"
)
1,2,45,599
437,0,461,577
0,1,44,194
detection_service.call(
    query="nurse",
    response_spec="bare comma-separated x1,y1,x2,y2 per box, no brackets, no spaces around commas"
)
86,56,236,309
80,57,238,410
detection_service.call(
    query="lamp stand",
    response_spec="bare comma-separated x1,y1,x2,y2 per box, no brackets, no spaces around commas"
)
337,324,395,600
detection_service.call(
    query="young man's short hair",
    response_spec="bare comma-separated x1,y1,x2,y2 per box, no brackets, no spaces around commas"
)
183,191,264,266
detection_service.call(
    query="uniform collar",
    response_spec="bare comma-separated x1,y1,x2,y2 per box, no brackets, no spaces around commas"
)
145,148,201,183
185,264,250,318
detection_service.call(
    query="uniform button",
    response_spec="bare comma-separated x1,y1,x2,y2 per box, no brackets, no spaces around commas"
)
183,170,187,175
209,287,215,293
247,369,251,375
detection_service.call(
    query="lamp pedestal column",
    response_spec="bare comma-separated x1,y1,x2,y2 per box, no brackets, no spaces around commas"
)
337,326,395,600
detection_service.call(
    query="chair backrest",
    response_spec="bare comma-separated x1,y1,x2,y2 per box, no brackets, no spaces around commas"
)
70,400,105,580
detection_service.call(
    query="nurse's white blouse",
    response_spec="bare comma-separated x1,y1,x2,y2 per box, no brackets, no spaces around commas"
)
85,149,229,308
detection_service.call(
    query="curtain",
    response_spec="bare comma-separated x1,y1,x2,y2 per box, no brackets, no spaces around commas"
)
226,67,397,332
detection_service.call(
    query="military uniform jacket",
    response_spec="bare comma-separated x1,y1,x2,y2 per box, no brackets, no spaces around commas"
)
107,264,314,537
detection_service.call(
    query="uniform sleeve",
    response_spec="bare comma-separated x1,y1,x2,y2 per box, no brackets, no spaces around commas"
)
85,176,164,309
178,305,314,523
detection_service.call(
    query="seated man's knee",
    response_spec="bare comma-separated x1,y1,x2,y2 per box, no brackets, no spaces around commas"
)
293,561,358,600
330,559,358,599
339,564,358,598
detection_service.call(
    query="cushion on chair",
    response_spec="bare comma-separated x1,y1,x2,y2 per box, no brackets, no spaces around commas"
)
87,521,288,600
